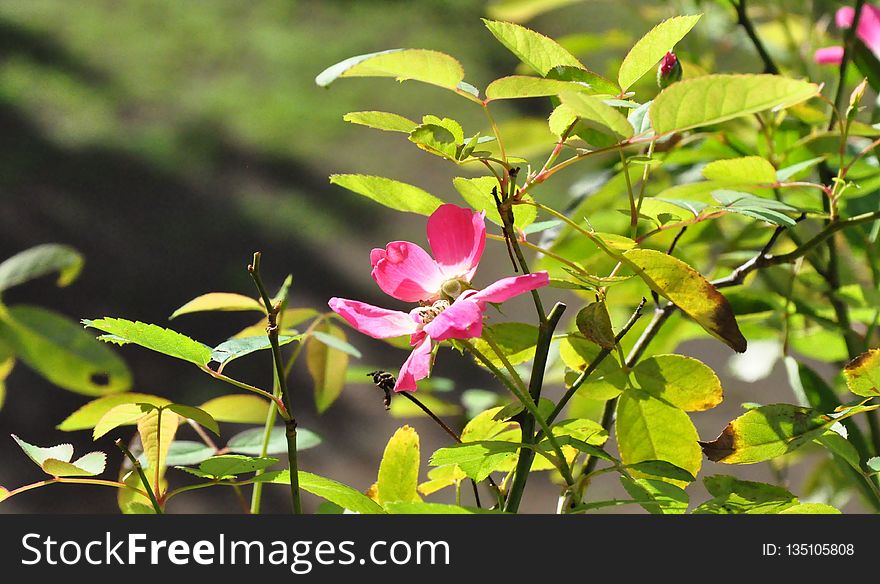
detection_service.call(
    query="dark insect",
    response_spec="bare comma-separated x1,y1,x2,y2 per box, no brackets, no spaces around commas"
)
367,370,395,410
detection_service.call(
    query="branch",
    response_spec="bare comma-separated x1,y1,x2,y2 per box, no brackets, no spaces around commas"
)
733,0,780,74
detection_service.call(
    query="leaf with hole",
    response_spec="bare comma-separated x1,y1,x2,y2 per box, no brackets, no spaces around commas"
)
0,306,132,396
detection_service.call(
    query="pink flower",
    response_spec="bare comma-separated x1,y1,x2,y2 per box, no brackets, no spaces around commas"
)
329,204,549,392
815,4,880,64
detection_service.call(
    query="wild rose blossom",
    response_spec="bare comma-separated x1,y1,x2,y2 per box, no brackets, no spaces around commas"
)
329,203,549,392
815,5,880,64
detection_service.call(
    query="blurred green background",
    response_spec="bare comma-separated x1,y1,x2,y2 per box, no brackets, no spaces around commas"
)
0,0,856,513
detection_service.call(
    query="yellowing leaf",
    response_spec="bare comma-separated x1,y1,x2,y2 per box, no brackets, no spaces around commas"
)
650,74,819,135
575,301,616,350
138,409,180,493
58,393,170,432
699,403,877,464
199,394,271,424
621,249,747,352
377,425,421,504
316,49,465,91
633,354,723,411
844,348,880,397
169,293,266,320
307,322,350,413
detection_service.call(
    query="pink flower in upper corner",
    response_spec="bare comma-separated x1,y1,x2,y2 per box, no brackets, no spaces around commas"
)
329,203,549,392
815,4,880,64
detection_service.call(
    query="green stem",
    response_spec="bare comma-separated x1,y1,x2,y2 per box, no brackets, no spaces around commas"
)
115,439,163,514
248,252,302,515
502,303,570,513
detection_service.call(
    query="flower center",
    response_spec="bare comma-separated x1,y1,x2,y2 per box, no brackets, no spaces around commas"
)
440,278,466,300
418,299,450,324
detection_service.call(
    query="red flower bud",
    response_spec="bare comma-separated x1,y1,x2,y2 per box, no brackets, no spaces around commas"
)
657,51,683,89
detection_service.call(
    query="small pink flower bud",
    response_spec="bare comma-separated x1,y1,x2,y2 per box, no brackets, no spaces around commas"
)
657,51,683,89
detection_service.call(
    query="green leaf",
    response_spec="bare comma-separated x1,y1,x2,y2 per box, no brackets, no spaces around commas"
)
712,190,799,227
546,65,620,96
0,306,132,396
815,431,862,473
169,293,266,320
377,425,421,504
779,503,841,514
12,434,106,477
651,75,819,135
485,75,594,100
618,14,702,91
699,403,878,464
210,335,300,366
384,501,484,514
776,157,825,181
343,111,418,133
625,460,696,483
558,91,634,139
702,156,777,184
453,176,536,229
226,426,321,455
621,249,747,352
693,475,797,514
575,301,616,350
430,441,520,482
482,19,583,76
558,337,627,400
165,404,220,437
57,392,170,431
261,470,385,514
0,244,83,293
311,329,361,358
307,323,351,413
844,349,880,397
154,441,216,467
632,354,723,411
620,476,689,514
196,455,278,479
867,457,880,473
93,402,157,439
470,323,538,368
409,123,459,160
198,394,271,424
615,388,702,485
329,174,443,216
82,317,212,366
315,49,465,91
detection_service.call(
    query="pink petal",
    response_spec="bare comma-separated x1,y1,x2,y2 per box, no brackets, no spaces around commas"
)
394,336,433,392
423,298,484,341
814,46,845,64
857,5,880,53
427,204,486,282
371,241,445,302
837,7,855,29
835,6,880,54
470,272,550,304
328,297,418,339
